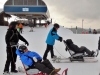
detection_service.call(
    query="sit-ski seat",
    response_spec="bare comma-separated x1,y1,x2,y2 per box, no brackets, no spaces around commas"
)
23,64,39,75
63,39,99,58
23,64,47,75
63,40,84,58
63,40,85,62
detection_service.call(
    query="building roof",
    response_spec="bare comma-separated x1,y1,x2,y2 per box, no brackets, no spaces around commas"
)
4,0,50,19
0,11,11,17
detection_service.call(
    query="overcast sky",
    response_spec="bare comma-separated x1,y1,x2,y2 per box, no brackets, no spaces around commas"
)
0,0,100,29
44,0,100,29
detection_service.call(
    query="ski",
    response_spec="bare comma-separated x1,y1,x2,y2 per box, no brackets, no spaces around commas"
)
18,63,68,75
52,57,98,63
3,72,25,75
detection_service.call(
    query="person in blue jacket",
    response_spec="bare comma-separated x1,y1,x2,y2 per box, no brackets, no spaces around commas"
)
43,23,63,60
16,45,61,75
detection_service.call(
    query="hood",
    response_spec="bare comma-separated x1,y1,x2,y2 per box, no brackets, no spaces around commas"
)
66,39,73,45
52,27,57,32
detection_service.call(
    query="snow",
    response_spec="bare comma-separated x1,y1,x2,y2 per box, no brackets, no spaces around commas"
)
0,24,100,75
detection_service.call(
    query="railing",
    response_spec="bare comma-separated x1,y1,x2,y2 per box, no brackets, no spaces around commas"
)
5,0,46,6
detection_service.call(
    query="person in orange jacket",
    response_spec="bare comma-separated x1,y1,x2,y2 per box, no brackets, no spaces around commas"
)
19,23,23,33
44,24,47,28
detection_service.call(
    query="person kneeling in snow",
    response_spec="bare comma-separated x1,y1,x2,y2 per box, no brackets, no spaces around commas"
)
16,45,61,75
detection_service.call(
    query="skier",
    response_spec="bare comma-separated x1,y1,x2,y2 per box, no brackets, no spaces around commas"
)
98,37,100,50
88,28,91,34
19,23,23,34
66,39,96,56
93,29,97,34
29,21,34,32
16,45,61,75
3,21,29,75
43,23,63,60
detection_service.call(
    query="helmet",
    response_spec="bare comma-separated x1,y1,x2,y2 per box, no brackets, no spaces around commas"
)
19,45,27,52
54,23,60,28
9,21,19,29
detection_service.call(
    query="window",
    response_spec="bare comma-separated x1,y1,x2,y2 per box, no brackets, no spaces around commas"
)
28,0,37,5
14,0,23,5
5,0,12,5
38,0,45,5
24,0,28,5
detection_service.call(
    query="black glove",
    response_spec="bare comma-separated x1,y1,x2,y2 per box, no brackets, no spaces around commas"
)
58,37,63,42
25,41,29,46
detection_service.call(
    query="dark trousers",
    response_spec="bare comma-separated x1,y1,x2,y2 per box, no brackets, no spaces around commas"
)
80,46,92,55
34,59,55,75
20,28,23,33
43,44,54,60
4,47,17,72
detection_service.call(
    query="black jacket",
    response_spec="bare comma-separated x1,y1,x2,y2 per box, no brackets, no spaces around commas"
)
66,39,80,53
98,39,100,50
5,29,28,47
68,44,80,53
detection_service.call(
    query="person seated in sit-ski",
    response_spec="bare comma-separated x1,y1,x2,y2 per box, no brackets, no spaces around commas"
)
66,39,97,57
16,45,61,75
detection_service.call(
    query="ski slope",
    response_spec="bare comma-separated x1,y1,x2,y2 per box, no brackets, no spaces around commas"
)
0,24,100,75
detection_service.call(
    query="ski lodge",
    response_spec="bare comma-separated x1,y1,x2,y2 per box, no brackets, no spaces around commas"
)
0,0,50,26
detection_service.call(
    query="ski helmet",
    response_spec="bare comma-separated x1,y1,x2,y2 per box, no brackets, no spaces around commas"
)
19,45,27,52
54,23,60,28
9,21,19,29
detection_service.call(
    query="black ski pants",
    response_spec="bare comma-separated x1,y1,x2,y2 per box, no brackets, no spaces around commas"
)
43,44,54,60
79,46,92,55
4,47,17,72
19,28,23,33
34,59,55,75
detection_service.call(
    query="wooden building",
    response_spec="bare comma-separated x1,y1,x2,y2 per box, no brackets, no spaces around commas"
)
0,11,11,26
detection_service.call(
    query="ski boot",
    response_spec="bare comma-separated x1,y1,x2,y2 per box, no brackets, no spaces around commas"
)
3,71,10,75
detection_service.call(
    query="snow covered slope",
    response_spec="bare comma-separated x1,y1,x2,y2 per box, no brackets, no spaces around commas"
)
0,25,100,75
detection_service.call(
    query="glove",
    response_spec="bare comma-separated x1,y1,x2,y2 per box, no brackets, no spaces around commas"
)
25,41,29,46
33,57,38,62
58,37,63,42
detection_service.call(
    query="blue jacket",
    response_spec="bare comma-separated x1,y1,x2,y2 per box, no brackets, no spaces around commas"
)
46,28,60,45
16,49,42,66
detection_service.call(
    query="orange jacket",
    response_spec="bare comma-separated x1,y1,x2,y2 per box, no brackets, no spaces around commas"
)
19,23,23,28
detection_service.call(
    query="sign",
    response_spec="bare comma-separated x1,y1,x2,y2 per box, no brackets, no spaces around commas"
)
22,8,29,11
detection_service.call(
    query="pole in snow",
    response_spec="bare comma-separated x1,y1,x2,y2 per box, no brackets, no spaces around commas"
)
82,19,84,32
76,26,77,34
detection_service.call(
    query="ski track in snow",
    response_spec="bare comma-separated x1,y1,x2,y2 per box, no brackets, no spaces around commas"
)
0,24,100,75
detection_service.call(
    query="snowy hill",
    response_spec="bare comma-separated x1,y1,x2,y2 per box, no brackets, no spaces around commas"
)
0,25,100,75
